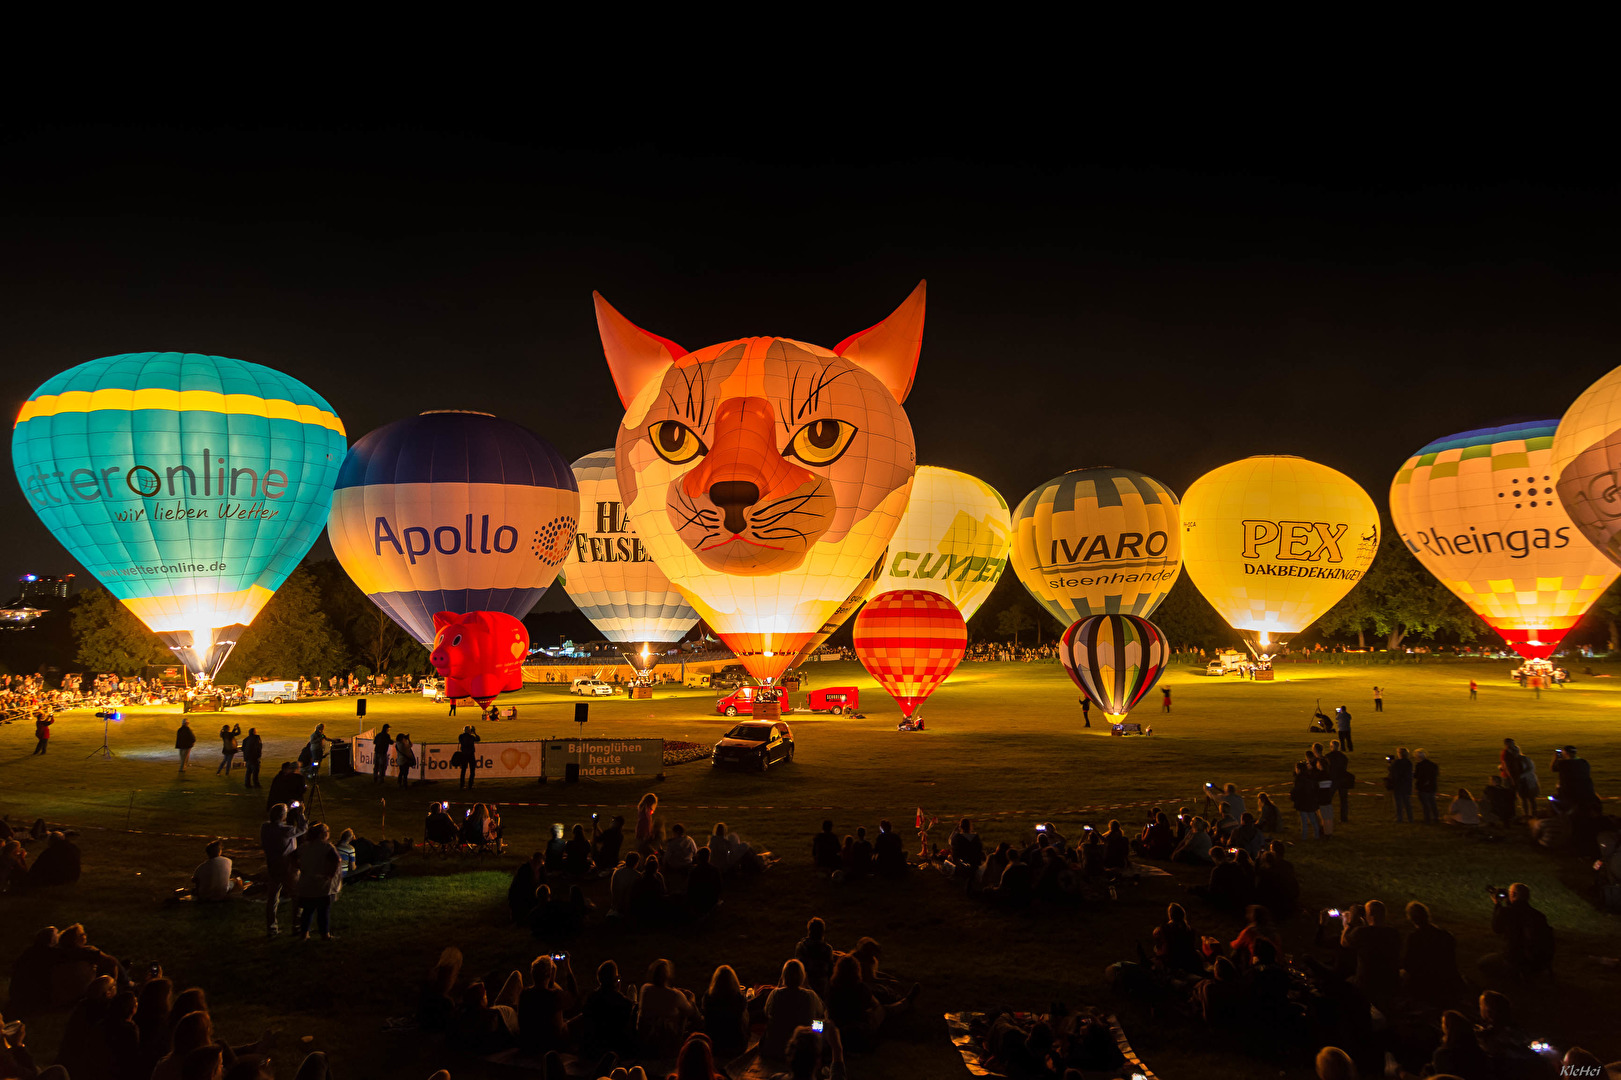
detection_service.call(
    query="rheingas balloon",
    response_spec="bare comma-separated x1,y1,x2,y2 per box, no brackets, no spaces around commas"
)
1391,420,1616,660
852,589,967,719
1059,614,1169,719
875,466,1011,621
601,284,921,684
1180,456,1379,640
11,352,346,680
1010,467,1181,626
1553,364,1621,565
429,610,529,707
327,411,579,645
564,449,699,644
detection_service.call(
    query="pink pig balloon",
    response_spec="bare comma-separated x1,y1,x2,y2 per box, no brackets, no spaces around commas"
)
429,610,529,707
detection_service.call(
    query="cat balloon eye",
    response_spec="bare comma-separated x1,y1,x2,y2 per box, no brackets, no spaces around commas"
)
650,420,707,465
784,418,857,466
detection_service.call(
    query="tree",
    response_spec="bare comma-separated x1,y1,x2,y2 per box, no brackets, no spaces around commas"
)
1316,528,1485,650
72,586,170,675
1149,574,1232,651
305,559,429,677
218,568,347,683
995,604,1035,648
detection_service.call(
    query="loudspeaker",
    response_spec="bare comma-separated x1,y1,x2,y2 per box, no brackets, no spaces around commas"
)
574,702,588,725
356,698,367,717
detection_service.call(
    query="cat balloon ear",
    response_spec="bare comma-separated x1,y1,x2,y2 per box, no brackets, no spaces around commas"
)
834,280,925,403
594,292,688,408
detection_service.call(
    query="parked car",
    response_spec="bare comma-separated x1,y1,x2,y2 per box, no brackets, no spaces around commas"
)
710,664,750,690
712,720,794,771
571,677,615,696
715,685,793,716
805,686,858,714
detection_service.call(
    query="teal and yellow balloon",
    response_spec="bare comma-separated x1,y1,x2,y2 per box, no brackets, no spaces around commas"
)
11,352,347,679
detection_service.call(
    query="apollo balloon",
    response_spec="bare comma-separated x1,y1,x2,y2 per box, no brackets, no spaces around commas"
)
11,352,346,679
328,411,579,645
1391,419,1615,660
1180,455,1379,638
563,449,699,644
1553,364,1621,565
600,283,922,684
875,466,1010,621
1010,467,1181,626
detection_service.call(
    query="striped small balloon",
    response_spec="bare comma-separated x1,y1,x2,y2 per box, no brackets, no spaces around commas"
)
852,589,968,719
1060,614,1169,718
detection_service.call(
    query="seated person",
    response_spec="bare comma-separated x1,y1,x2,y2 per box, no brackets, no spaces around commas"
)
1190,846,1250,910
26,831,81,887
189,840,243,900
685,848,723,917
707,822,754,872
1448,788,1481,825
662,823,698,873
1171,818,1215,864
425,802,460,846
1482,777,1517,827
873,819,906,876
562,824,594,876
579,959,637,1057
812,820,842,870
335,830,358,877
1131,813,1176,859
509,852,546,924
1227,813,1264,857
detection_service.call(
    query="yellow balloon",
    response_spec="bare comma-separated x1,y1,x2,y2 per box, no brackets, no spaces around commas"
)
1009,467,1182,625
1180,455,1379,636
875,466,1011,621
1392,420,1616,660
1552,364,1621,565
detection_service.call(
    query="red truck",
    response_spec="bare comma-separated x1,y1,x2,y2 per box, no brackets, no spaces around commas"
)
804,687,858,715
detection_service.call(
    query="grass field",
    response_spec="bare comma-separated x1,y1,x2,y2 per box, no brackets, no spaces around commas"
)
3,657,1619,1079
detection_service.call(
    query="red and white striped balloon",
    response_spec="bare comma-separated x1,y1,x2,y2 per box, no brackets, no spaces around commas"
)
852,589,968,719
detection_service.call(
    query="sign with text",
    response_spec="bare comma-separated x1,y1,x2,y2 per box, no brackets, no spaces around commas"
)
354,730,542,779
542,738,663,779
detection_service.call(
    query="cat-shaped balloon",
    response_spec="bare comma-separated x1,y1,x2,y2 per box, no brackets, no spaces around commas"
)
429,609,529,706
599,283,923,683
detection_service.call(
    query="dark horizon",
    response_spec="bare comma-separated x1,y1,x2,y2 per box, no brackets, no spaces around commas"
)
6,122,1619,608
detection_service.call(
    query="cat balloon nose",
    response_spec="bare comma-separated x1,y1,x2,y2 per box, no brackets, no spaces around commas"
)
709,480,760,534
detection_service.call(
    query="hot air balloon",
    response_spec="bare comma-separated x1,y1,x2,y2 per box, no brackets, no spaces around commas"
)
563,449,700,653
1553,364,1621,565
788,553,886,670
429,610,529,707
875,466,1011,619
1391,420,1616,660
1059,614,1169,720
11,352,346,681
1180,456,1379,647
1010,467,1182,626
852,589,967,720
600,284,922,685
327,411,579,645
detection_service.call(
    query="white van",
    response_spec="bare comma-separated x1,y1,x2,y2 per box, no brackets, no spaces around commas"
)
571,677,614,696
247,679,299,703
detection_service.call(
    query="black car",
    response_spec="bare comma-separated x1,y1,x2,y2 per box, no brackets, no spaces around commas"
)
712,720,795,771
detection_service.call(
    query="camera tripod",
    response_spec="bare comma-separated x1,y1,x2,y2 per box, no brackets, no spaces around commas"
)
87,715,116,760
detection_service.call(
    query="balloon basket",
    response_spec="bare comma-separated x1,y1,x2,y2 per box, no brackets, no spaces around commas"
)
631,686,653,700
1253,669,1275,681
753,699,781,721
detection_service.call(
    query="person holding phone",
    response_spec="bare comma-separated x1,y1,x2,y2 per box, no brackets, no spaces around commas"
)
762,960,824,1061
517,954,576,1055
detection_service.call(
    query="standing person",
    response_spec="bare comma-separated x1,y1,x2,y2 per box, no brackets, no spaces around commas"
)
1311,758,1336,837
457,725,481,790
305,724,332,778
1469,679,1478,702
1079,698,1090,728
32,713,52,754
1372,686,1383,712
395,733,415,788
447,694,458,717
175,718,196,774
295,822,341,941
1552,745,1599,815
1413,749,1440,824
1334,705,1353,752
260,804,305,937
1161,686,1172,712
216,723,241,775
1290,762,1320,839
1388,748,1414,823
1514,751,1540,819
636,793,659,854
240,728,263,789
1326,739,1352,822
372,724,392,785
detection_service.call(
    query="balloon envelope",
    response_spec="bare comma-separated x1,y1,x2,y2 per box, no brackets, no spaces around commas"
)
1391,419,1615,660
1553,364,1621,565
11,352,346,678
1059,614,1169,718
328,411,579,645
1011,467,1181,625
1179,455,1379,636
874,466,1010,621
430,609,529,707
563,449,699,644
852,589,967,718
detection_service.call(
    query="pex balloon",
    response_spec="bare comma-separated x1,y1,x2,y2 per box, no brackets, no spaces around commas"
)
875,466,1011,621
1011,467,1182,626
600,284,921,684
563,449,699,644
852,589,967,719
1552,364,1621,565
1059,614,1169,719
1180,455,1379,637
11,352,346,679
1391,420,1616,660
328,411,579,645
429,610,529,706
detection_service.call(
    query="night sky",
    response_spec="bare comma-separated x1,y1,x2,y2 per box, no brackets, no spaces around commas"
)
5,119,1619,612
